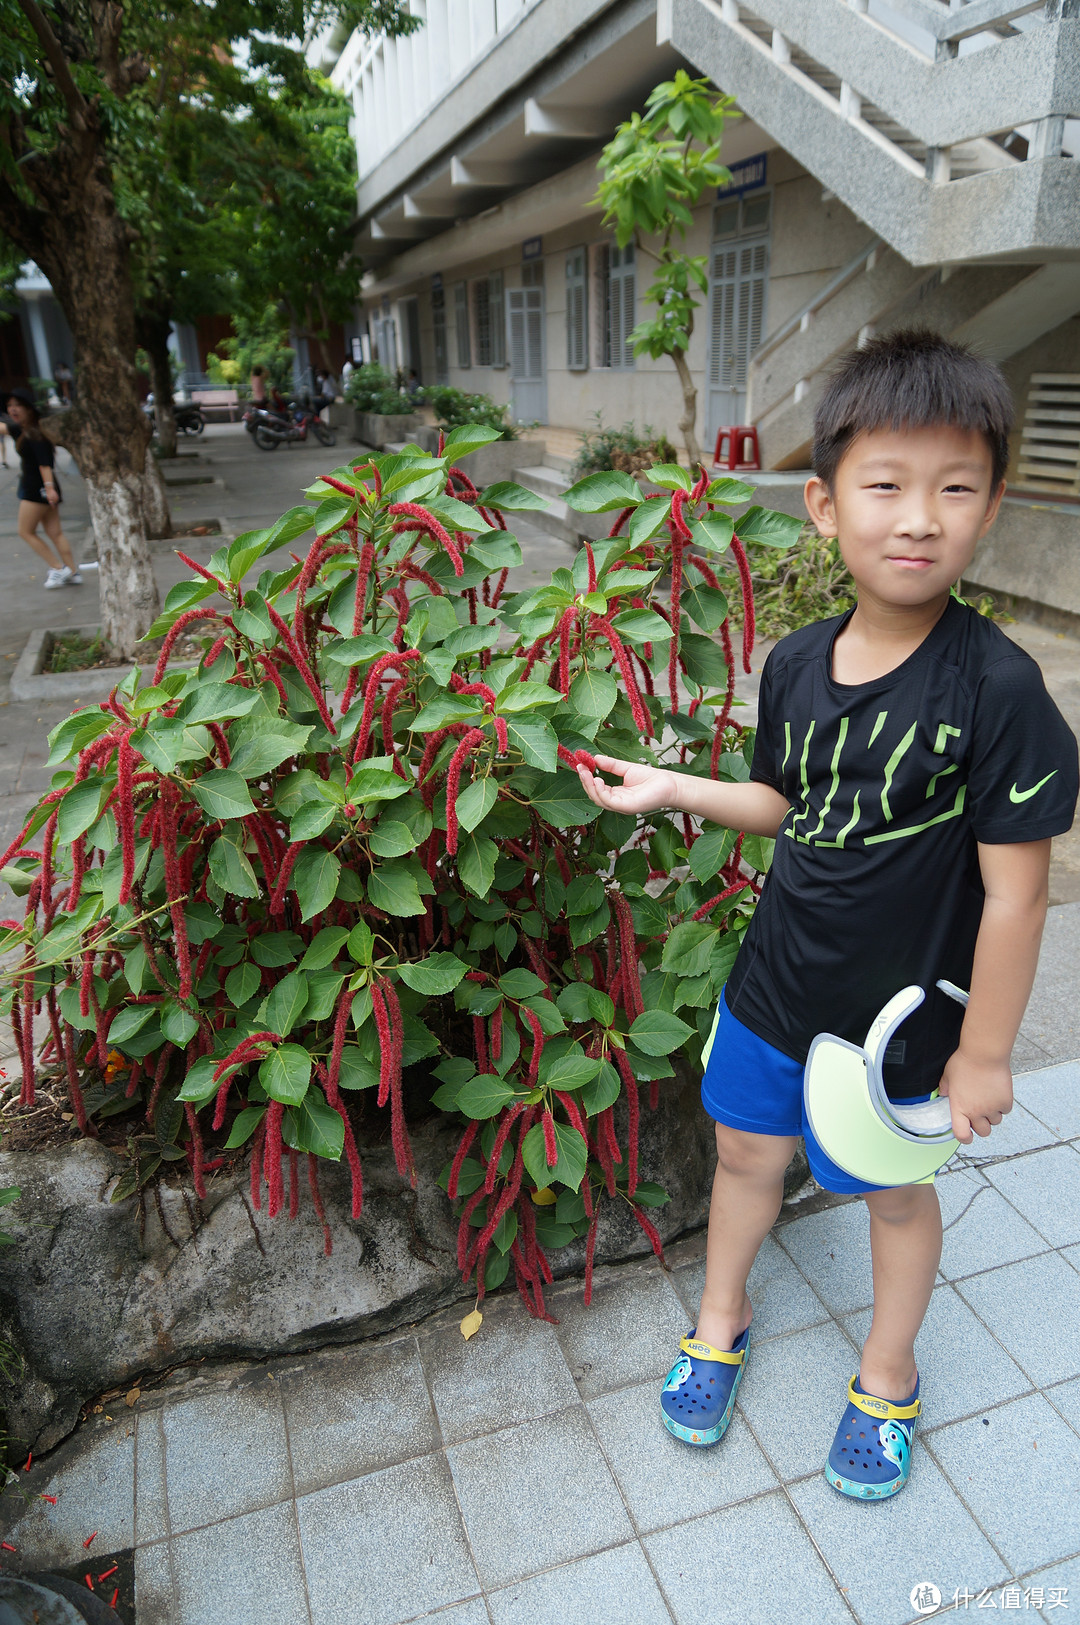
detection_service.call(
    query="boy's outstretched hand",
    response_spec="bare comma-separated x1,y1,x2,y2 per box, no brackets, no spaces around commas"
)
576,755,678,815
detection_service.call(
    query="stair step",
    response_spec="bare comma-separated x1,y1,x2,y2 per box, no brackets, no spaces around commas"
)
513,464,571,499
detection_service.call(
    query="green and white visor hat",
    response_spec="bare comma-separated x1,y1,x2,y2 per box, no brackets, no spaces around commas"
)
803,981,966,1188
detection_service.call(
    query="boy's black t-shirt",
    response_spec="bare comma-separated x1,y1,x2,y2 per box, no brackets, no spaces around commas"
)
725,597,1079,1096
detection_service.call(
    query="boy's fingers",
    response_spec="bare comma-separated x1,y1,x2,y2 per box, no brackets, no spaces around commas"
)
592,754,631,776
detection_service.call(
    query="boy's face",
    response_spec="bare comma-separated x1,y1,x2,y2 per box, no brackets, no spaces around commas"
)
803,424,1004,609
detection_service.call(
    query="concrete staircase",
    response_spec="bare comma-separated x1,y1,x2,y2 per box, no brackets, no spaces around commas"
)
659,0,1080,468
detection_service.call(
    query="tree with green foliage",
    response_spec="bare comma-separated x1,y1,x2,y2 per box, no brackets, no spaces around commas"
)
595,71,737,469
0,1,417,657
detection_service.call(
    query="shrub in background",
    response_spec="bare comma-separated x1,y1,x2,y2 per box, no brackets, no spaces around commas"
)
422,385,520,441
343,362,414,417
571,413,679,481
0,434,799,1316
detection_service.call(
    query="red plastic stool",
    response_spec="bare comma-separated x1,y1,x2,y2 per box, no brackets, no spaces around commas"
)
713,424,761,472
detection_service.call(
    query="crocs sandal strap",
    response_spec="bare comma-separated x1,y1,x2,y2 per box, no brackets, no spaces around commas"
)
681,1334,745,1366
846,1375,921,1422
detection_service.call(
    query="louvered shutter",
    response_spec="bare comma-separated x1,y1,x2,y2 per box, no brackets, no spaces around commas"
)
490,271,506,368
454,281,471,369
566,249,588,371
508,289,527,378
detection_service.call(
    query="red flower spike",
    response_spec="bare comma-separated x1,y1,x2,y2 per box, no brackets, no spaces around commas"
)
611,1046,640,1196
288,1149,300,1220
152,607,226,683
583,1216,599,1306
116,734,137,905
521,1007,544,1090
584,543,598,592
388,503,464,576
370,980,392,1109
317,1062,364,1218
607,505,636,538
175,551,227,591
444,728,487,856
691,878,748,921
729,534,756,673
631,1203,666,1262
448,1120,480,1200
265,1102,285,1217
184,1102,207,1199
352,649,421,765
556,605,576,697
542,1111,558,1168
592,618,650,735
493,715,508,753
319,474,356,498
308,1155,333,1256
268,841,305,917
482,1102,524,1195
250,1118,266,1212
263,602,337,735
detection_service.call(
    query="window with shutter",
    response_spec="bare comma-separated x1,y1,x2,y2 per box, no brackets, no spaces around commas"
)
474,278,492,367
566,248,588,371
490,270,506,367
432,281,448,384
705,192,770,441
454,281,471,369
604,242,635,370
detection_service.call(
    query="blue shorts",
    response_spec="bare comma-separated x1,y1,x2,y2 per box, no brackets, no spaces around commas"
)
701,993,887,1196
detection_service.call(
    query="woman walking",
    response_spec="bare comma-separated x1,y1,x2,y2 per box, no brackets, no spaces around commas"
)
5,387,80,589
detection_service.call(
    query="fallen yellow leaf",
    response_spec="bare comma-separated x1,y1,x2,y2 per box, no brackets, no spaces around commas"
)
459,1309,483,1341
124,1390,140,1408
530,1187,557,1206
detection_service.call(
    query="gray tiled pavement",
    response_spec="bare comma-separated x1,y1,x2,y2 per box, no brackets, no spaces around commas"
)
2,1059,1078,1625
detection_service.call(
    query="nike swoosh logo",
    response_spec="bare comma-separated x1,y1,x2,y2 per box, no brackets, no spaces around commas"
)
1009,771,1058,804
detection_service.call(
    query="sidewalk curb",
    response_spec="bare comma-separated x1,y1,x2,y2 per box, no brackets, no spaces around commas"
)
10,623,197,703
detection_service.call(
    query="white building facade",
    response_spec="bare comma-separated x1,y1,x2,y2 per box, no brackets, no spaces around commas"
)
315,0,1080,475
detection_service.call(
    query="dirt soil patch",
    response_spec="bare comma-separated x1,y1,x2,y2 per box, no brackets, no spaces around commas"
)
44,624,214,673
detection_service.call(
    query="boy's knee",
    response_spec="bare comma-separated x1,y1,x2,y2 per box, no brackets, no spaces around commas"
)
714,1121,793,1180
864,1183,938,1224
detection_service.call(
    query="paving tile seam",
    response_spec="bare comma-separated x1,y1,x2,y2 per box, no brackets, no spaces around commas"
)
276,1370,316,1625
915,1430,1028,1585
939,1242,1059,1285
949,1264,1080,1391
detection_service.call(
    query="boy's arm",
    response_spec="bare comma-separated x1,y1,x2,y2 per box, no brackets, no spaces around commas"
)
937,838,1051,1143
577,755,790,837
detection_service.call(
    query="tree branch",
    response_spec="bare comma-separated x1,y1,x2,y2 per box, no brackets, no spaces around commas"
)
16,0,88,130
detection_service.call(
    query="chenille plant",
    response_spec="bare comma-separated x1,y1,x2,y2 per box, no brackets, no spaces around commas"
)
0,429,799,1316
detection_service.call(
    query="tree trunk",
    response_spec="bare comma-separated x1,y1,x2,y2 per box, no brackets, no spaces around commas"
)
141,454,172,542
0,109,163,657
672,347,703,473
140,311,178,459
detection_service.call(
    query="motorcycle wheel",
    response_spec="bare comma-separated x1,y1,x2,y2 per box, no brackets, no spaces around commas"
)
254,425,282,451
188,413,205,435
312,421,337,447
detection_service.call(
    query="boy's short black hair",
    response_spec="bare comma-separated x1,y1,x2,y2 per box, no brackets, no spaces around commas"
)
812,328,1013,490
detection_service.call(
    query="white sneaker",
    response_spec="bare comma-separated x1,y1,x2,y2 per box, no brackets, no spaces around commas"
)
44,568,66,589
65,569,82,586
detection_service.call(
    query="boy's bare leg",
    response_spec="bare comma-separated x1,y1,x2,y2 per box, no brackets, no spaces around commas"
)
859,1183,942,1402
17,501,65,569
696,1123,798,1352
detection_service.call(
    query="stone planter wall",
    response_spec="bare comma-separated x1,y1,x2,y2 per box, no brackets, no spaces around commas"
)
460,437,546,490
354,411,425,449
0,1063,718,1454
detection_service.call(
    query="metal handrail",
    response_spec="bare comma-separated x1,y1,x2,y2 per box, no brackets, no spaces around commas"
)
749,237,883,369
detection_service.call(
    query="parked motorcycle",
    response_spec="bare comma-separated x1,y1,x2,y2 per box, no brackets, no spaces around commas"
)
247,396,336,451
144,394,205,437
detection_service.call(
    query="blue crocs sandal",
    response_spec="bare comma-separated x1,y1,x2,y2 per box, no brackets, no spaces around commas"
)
825,1374,921,1499
660,1326,751,1447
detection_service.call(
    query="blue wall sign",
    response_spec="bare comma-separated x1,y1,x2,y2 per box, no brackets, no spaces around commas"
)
717,152,768,198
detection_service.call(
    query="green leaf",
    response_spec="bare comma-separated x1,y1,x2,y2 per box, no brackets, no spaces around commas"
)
176,684,262,726
646,462,692,491
540,1049,602,1090
366,860,425,916
477,481,547,512
492,1209,519,1254
661,921,719,978
628,1010,694,1056
457,833,497,899
289,1095,345,1160
565,872,605,916
688,824,737,884
228,719,313,778
47,709,111,767
161,1002,200,1046
467,531,523,572
231,591,274,644
290,800,337,840
251,931,305,967
224,1105,266,1149
337,1047,379,1090
225,962,262,1006
609,608,672,647
260,970,309,1038
562,470,642,513
457,1074,518,1119
504,717,557,772
736,506,803,549
189,770,257,821
313,493,355,536
581,1059,622,1115
410,694,485,733
300,926,351,971
706,477,756,504
688,512,735,552
528,772,602,828
176,1056,219,1103
423,493,489,533
259,1045,312,1106
569,669,618,722
209,829,262,899
627,496,672,547
741,834,775,873
522,1119,588,1191
497,681,562,714
368,820,419,858
322,633,396,669
349,768,412,805
679,632,732,690
397,952,470,995
130,719,212,774
682,582,729,632
107,1004,159,1046
495,968,543,999
443,424,504,457
441,623,500,659
455,777,498,834
291,847,342,922
57,780,106,845
629,1180,670,1208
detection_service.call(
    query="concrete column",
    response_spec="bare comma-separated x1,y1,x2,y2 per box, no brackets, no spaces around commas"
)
840,82,861,122
772,30,790,63
721,0,739,24
24,298,51,380
1030,117,1066,161
925,146,951,183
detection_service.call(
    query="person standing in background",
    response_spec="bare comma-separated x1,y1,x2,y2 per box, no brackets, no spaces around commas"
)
250,365,268,406
5,387,81,588
53,360,73,404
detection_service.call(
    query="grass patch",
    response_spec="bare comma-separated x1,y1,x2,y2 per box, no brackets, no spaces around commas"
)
46,631,114,673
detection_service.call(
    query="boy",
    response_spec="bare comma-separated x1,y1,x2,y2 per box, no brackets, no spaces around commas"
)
577,330,1078,1499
